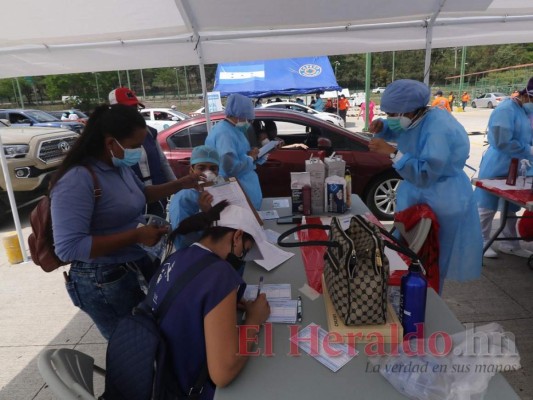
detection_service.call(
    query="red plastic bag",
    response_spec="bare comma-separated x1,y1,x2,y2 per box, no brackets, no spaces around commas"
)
296,217,328,293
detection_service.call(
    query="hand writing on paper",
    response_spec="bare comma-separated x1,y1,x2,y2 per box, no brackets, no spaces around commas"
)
243,293,270,325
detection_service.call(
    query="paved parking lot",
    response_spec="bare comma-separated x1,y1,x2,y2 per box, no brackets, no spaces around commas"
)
1,108,532,399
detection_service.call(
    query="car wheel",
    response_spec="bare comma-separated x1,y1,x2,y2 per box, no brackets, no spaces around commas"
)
471,102,477,108
365,173,401,221
487,101,494,109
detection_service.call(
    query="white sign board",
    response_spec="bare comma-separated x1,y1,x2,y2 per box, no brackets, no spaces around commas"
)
207,91,223,113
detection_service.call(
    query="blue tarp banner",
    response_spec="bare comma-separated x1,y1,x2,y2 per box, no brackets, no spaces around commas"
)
213,56,341,98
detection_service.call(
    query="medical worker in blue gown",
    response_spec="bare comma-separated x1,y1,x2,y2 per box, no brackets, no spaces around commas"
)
475,77,533,259
368,79,482,293
168,145,220,249
205,94,262,209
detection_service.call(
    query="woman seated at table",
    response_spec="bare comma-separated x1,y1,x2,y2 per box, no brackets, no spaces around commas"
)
147,203,270,399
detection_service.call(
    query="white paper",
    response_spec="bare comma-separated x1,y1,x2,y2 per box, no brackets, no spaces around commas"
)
384,246,409,272
258,210,279,221
290,324,357,372
264,229,281,244
267,300,298,323
298,283,321,301
272,199,290,208
253,245,294,271
242,283,292,301
257,140,279,159
205,180,250,210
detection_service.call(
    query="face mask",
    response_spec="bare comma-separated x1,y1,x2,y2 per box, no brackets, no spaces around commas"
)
387,116,411,132
261,138,270,146
111,139,142,167
523,103,533,115
203,170,217,182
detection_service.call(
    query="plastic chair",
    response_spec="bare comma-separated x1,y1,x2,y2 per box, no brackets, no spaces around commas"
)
38,348,105,400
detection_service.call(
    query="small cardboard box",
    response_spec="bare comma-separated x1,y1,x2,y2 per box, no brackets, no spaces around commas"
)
305,158,325,214
290,172,311,213
322,275,403,344
325,155,346,178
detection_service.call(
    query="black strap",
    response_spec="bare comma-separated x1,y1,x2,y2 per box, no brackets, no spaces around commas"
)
377,225,421,263
277,224,339,248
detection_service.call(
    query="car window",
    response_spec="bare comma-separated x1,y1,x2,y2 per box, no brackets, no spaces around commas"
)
10,113,31,124
25,110,57,122
140,111,151,121
168,123,209,149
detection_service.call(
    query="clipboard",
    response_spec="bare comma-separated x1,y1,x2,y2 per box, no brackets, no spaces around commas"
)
257,140,279,159
203,177,263,226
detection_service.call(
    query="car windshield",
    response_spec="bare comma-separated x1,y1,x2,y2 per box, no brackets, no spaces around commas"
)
26,110,59,122
71,110,88,118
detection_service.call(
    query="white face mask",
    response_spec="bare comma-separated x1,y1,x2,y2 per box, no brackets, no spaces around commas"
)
203,170,217,182
261,138,270,146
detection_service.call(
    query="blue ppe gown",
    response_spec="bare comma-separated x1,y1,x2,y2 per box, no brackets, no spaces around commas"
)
475,99,533,212
205,120,262,209
377,108,482,286
168,189,203,250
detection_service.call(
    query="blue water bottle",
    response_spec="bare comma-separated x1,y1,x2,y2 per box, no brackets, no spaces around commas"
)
400,261,428,337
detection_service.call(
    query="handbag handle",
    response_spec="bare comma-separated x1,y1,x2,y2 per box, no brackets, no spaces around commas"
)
377,225,421,263
277,224,339,248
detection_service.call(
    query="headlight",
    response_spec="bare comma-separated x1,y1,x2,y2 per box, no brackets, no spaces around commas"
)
3,144,30,158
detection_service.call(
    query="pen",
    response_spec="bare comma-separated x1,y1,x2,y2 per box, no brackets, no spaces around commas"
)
256,276,264,299
297,296,303,322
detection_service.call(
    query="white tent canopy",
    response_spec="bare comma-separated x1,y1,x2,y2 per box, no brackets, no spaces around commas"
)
1,0,533,262
1,0,532,79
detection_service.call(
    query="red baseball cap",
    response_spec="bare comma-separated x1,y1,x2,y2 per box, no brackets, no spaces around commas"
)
108,87,145,108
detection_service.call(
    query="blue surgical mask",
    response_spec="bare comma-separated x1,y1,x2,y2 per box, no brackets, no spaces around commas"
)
110,139,142,167
523,103,533,115
387,116,411,132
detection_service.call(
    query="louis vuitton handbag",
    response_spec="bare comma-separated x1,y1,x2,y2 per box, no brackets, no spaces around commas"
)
278,215,390,325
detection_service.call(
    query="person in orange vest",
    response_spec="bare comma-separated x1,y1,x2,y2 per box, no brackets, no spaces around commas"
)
461,91,470,111
338,94,350,126
448,92,456,112
431,90,451,112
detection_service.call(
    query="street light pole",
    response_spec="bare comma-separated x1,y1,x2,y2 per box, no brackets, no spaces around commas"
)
175,68,181,105
333,61,340,116
184,66,190,103
458,46,467,103
94,73,101,103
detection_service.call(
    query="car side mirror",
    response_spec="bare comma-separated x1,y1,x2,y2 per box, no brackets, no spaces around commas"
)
29,120,34,126
172,116,179,121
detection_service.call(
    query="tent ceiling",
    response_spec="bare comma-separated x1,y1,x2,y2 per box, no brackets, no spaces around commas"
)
0,0,532,78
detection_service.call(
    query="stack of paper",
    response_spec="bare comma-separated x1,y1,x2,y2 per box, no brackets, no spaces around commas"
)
242,284,297,323
290,324,357,372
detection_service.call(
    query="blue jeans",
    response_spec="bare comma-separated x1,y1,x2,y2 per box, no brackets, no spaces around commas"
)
65,256,158,340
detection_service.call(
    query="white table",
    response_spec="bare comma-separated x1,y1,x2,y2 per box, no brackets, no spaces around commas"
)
215,195,520,400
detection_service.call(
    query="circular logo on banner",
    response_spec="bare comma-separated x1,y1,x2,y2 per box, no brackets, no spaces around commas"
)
299,64,322,77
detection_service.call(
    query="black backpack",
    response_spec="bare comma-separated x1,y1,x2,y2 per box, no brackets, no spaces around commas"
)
102,254,212,400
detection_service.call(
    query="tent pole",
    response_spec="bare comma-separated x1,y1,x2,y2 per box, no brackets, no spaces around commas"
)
423,0,447,86
0,135,29,262
364,53,371,132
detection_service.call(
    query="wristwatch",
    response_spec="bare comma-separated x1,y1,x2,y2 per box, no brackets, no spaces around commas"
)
389,149,398,160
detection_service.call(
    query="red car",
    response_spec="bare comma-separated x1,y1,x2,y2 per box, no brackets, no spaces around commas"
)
158,109,400,220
